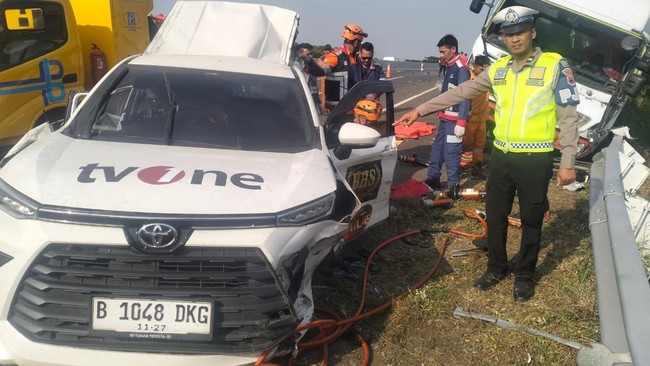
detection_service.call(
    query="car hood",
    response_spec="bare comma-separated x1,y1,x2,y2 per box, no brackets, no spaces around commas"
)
0,134,335,215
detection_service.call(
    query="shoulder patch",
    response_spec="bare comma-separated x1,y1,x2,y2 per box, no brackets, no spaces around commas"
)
562,68,575,85
554,61,580,107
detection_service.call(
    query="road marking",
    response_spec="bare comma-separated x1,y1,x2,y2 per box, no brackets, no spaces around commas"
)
385,76,405,81
395,86,437,107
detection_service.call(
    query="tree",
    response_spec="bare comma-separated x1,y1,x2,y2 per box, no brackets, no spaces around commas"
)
423,56,440,63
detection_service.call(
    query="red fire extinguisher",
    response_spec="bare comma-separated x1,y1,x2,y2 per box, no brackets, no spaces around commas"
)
90,43,107,86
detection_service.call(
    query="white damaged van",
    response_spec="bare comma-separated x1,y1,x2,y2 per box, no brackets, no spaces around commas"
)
0,1,397,365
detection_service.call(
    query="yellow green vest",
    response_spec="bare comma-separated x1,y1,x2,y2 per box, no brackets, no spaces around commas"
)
489,52,562,153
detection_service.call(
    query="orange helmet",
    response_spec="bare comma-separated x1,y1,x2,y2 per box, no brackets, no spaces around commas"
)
354,99,382,122
342,24,367,41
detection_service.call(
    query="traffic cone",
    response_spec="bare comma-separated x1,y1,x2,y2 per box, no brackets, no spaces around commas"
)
386,63,392,78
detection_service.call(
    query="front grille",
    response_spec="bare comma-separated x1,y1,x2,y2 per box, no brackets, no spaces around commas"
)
9,244,297,354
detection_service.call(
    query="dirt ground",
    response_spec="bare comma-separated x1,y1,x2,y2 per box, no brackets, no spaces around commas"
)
288,135,621,365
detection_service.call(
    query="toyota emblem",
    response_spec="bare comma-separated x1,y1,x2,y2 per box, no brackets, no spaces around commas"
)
136,223,178,249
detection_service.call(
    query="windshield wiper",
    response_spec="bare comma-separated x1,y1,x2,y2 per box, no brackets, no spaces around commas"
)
162,72,177,145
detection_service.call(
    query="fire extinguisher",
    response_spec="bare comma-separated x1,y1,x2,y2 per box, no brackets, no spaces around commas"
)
90,43,107,86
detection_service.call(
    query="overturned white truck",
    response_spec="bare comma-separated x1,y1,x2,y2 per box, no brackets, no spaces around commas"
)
0,1,398,365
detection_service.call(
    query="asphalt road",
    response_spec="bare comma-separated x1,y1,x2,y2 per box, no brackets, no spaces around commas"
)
383,66,445,186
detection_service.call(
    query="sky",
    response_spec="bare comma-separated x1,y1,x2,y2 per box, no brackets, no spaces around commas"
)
151,0,488,60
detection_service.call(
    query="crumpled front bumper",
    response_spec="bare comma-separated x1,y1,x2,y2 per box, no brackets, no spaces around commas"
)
0,211,347,365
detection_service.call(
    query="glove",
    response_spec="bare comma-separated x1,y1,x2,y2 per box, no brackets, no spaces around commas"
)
454,125,465,138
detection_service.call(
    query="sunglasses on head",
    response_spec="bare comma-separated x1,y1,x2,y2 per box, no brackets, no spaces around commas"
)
345,26,368,38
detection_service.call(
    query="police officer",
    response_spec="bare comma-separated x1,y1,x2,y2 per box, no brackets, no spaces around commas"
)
394,6,579,301
301,24,366,109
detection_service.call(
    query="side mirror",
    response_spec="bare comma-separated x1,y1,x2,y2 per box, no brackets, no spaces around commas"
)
334,122,381,160
470,0,485,14
338,122,381,148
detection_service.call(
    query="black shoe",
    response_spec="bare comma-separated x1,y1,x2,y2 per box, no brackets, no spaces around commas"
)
513,276,536,302
424,178,442,190
475,271,508,291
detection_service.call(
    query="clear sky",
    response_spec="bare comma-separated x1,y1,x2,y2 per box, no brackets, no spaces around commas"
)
151,0,487,60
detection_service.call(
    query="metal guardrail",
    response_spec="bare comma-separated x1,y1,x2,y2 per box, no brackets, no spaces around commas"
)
584,135,650,365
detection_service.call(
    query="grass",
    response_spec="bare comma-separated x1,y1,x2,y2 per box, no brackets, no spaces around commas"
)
301,181,601,365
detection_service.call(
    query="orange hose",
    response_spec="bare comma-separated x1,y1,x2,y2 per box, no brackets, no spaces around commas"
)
255,211,489,365
450,208,488,239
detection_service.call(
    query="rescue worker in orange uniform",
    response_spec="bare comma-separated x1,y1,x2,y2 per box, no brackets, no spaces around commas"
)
301,24,366,110
461,55,491,177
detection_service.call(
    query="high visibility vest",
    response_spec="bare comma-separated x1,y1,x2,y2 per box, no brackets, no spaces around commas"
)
489,52,561,153
323,47,359,109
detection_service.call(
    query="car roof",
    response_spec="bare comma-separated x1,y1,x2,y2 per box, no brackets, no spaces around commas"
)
128,54,296,79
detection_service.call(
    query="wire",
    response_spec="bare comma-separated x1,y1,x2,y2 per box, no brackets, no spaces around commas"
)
255,209,490,365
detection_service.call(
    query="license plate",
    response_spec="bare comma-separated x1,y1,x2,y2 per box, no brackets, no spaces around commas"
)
91,297,212,338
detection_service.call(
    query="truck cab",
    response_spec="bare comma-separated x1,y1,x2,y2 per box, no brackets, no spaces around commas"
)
0,0,152,153
469,0,650,159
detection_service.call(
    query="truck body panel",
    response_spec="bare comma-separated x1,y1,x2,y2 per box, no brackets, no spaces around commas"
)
70,0,152,89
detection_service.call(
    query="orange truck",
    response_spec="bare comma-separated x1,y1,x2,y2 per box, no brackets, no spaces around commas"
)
0,0,152,151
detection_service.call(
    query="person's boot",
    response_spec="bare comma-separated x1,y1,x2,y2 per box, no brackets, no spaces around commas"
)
424,177,442,190
513,275,536,301
475,271,508,291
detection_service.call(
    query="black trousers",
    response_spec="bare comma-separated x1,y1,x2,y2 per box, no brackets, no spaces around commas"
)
485,148,553,278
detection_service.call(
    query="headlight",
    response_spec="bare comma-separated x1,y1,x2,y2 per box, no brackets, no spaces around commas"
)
0,180,38,219
277,193,335,226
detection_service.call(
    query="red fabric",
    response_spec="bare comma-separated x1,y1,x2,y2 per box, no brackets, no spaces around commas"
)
390,179,430,200
395,121,435,139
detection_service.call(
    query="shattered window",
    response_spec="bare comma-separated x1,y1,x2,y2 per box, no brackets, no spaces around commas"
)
71,65,316,153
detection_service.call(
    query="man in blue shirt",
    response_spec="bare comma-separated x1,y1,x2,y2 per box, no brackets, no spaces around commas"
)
424,34,470,190
359,42,384,81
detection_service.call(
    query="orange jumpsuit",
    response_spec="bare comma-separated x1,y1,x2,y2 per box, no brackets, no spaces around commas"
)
462,71,490,164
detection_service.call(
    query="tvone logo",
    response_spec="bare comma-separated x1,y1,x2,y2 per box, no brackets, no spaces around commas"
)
77,164,264,190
